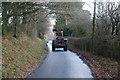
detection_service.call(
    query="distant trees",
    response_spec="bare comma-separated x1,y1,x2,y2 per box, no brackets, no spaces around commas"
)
2,2,50,38
2,2,93,38
53,2,92,37
68,10,92,37
96,2,120,36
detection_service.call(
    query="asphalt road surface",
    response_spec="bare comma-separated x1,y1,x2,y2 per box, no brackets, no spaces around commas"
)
29,41,93,78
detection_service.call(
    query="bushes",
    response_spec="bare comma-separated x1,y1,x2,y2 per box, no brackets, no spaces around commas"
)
68,36,120,61
63,26,73,37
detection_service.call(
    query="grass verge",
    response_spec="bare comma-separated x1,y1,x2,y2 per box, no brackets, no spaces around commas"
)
2,36,47,78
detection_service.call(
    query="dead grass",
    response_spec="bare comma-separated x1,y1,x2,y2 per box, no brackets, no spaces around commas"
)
69,47,119,78
2,36,47,78
68,37,119,78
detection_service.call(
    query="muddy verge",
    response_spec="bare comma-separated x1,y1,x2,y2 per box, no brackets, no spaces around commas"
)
69,47,119,79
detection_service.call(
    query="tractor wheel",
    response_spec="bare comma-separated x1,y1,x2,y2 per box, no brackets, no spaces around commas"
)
52,40,55,51
52,45,55,51
64,45,67,51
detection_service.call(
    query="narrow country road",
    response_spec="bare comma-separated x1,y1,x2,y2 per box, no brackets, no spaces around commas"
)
28,41,93,78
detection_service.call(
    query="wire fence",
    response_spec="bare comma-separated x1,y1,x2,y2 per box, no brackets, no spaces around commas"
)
68,36,120,61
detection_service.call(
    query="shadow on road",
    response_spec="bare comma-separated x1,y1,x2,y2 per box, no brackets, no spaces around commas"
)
53,50,67,52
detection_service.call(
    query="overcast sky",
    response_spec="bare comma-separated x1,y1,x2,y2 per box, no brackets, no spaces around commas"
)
82,2,94,16
82,0,119,17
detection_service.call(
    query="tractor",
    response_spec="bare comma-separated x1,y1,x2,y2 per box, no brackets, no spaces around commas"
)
52,29,67,51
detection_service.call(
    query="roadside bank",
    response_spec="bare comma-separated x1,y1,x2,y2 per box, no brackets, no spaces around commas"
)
68,38,119,78
2,36,48,78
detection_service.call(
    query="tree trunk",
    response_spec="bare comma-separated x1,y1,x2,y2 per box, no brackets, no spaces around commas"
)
92,1,96,39
110,17,116,35
2,3,8,36
13,4,18,38
92,1,96,53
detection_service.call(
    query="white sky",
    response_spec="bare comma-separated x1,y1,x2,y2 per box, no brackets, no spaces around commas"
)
82,2,94,16
82,0,120,17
